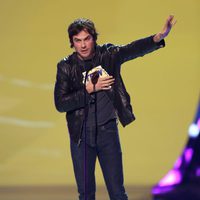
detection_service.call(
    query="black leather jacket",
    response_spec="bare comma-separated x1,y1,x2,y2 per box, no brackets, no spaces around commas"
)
54,35,165,144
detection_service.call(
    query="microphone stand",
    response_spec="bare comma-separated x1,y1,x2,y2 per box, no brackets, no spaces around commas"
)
83,70,99,200
91,71,99,145
83,69,90,200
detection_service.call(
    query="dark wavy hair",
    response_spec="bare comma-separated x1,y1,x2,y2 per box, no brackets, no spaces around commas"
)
68,18,98,48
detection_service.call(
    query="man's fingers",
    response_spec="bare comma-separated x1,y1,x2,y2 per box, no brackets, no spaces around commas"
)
101,86,112,90
94,76,115,91
168,15,174,20
101,80,115,86
99,76,113,81
101,82,114,88
167,15,177,27
162,15,176,36
99,77,115,82
171,19,177,26
103,78,115,84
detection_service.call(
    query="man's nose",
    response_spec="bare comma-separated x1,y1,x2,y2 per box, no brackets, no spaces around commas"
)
81,41,86,48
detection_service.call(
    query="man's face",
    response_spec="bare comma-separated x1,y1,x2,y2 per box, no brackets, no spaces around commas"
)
72,29,95,60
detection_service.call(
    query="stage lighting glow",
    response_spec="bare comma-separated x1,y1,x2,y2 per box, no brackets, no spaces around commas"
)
184,148,193,163
152,101,200,196
188,123,199,138
197,118,200,129
158,169,182,186
152,186,174,195
196,167,200,177
174,157,182,169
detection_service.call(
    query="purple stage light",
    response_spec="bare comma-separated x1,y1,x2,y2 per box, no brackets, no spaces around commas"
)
197,118,200,129
196,167,200,177
174,157,182,169
152,185,174,195
184,148,193,164
158,169,182,187
152,99,200,197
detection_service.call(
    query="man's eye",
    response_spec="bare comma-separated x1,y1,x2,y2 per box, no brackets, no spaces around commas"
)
74,39,80,42
86,36,91,41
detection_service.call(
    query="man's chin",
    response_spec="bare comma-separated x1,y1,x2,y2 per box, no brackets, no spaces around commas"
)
78,52,93,60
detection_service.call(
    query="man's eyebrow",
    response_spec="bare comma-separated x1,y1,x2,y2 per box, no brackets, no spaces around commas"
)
73,35,91,41
84,35,91,40
73,37,81,41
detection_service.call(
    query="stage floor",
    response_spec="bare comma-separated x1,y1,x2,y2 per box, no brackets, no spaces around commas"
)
1,184,200,200
0,185,152,200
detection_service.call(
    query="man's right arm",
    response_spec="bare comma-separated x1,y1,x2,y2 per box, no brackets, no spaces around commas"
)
54,61,90,113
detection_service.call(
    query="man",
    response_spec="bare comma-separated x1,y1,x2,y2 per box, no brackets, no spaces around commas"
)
54,16,176,200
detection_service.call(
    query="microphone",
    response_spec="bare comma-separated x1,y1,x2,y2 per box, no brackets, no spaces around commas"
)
91,71,99,85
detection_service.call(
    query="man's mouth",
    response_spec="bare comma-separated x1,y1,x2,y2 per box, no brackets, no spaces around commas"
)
81,50,88,54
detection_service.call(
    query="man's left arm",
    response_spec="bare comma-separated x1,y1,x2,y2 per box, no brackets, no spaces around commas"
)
111,15,176,64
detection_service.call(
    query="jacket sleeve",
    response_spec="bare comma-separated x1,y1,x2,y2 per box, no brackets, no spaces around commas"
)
54,61,90,113
107,35,165,64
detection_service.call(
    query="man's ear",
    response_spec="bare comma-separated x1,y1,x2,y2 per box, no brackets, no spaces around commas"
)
70,42,74,48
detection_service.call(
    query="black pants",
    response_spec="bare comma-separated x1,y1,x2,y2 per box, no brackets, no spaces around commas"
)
70,119,128,200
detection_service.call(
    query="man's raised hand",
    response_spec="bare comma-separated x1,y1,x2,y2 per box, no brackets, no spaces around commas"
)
153,15,177,43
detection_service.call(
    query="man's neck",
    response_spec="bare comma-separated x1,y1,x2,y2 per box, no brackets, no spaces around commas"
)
77,52,95,61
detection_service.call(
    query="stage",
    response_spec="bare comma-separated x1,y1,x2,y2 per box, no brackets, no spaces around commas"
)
0,185,152,200
1,184,200,200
